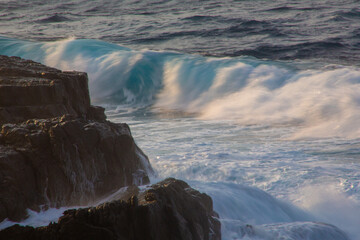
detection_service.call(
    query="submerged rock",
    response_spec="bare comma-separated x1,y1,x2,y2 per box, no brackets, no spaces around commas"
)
0,178,221,240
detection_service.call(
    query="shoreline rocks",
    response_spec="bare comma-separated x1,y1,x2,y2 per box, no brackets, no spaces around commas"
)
0,55,152,222
0,115,152,222
0,178,221,240
0,55,221,239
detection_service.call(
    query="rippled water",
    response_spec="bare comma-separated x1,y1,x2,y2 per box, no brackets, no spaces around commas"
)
1,0,360,64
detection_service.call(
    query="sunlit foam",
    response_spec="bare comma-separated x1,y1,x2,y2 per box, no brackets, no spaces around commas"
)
153,60,183,109
196,67,360,139
43,37,76,69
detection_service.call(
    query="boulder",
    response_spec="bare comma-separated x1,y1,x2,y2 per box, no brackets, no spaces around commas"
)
0,178,221,240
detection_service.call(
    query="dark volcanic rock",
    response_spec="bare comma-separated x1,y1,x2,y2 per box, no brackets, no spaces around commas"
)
0,55,105,124
0,178,221,240
0,55,153,222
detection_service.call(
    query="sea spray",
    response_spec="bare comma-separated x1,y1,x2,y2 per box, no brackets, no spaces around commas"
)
292,184,360,240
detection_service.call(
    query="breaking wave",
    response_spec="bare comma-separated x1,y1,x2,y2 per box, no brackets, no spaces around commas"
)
1,36,360,139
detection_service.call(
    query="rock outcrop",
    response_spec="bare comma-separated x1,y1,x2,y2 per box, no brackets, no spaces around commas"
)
0,55,152,222
0,115,152,222
0,55,104,124
0,55,221,239
0,178,221,240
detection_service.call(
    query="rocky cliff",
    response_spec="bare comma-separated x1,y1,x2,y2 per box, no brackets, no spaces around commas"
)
0,55,152,222
0,55,221,239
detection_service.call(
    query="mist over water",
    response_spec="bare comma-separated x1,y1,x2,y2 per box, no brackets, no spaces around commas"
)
1,0,360,239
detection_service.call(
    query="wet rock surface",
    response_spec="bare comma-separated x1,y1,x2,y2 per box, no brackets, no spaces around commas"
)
0,178,221,240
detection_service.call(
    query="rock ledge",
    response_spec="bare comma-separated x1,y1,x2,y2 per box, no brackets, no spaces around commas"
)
0,178,221,240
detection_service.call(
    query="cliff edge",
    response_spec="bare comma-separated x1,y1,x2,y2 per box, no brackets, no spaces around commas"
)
0,55,103,124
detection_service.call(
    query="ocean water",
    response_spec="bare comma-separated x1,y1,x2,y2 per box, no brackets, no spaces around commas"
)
1,1,360,239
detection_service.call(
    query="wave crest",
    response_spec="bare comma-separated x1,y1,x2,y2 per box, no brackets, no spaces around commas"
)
1,36,360,139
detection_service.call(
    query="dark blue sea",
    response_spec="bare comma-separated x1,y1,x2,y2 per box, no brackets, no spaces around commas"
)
1,1,360,239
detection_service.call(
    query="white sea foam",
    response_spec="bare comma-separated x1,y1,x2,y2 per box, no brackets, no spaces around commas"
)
155,61,360,139
124,114,360,240
0,207,75,230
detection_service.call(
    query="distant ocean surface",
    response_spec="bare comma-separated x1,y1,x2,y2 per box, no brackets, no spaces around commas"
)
1,1,360,239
